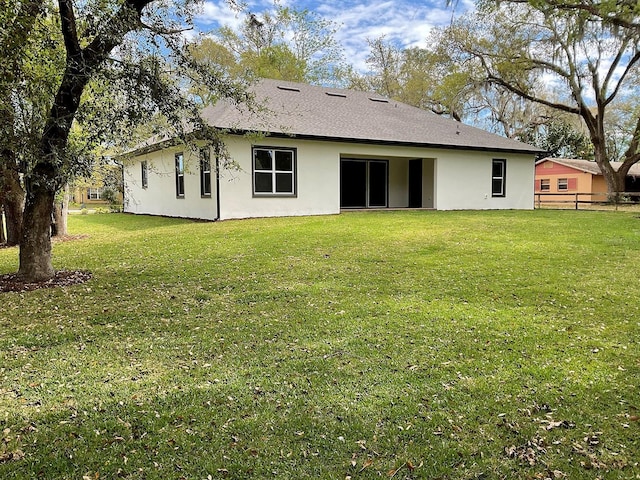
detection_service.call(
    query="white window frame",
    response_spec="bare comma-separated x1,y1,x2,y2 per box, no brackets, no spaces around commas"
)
87,187,102,200
557,178,568,191
252,146,297,196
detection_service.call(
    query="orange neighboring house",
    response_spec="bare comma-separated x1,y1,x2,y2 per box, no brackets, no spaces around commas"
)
535,157,640,202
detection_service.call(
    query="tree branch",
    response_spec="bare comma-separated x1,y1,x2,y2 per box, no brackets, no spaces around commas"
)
486,74,581,116
505,0,640,30
139,21,193,36
58,0,81,58
604,49,640,107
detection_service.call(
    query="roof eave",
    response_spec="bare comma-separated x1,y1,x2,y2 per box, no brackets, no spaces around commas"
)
223,130,542,155
123,128,542,158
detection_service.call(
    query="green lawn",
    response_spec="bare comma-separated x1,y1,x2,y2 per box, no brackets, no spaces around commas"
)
1,211,638,479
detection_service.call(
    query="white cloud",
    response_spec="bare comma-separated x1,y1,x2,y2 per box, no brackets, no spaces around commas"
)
196,1,246,31
315,1,461,72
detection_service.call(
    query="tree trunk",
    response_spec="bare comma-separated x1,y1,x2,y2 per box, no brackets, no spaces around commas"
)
590,132,624,200
52,184,69,237
18,177,56,282
4,194,24,246
0,154,25,246
16,0,151,282
0,206,5,245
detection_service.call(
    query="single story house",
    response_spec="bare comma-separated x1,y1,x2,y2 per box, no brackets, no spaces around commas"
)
123,79,541,220
534,157,640,202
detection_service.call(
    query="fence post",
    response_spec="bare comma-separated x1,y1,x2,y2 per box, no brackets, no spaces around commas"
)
575,193,579,210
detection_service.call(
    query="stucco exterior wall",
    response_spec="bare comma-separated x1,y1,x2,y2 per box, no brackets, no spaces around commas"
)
388,159,408,208
123,135,535,220
123,146,218,220
435,151,534,210
217,136,340,220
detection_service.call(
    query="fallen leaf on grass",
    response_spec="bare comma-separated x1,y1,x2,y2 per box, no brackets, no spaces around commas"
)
541,419,574,430
533,470,566,479
0,449,24,464
359,458,373,472
505,436,547,466
388,461,422,477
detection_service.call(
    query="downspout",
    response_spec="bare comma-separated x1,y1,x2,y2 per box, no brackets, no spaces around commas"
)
215,143,221,221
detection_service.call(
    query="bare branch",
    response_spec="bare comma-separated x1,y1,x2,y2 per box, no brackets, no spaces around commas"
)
140,21,194,36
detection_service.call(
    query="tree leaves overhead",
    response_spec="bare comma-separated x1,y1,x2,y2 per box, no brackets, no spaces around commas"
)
191,1,347,86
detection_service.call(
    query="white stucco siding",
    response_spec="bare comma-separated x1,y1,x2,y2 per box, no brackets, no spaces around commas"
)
218,137,341,220
388,159,408,208
124,136,535,220
422,159,436,208
434,151,534,210
123,147,218,220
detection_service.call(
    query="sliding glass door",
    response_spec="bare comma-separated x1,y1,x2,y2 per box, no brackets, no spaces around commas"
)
340,159,388,208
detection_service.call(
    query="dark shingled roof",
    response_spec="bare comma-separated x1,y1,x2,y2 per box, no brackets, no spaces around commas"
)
202,79,541,154
537,157,640,177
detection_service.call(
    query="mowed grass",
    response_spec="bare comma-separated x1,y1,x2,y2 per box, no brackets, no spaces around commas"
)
0,210,638,479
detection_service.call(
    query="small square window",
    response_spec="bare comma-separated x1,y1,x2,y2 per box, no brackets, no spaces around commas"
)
558,178,568,191
540,179,550,191
87,187,102,200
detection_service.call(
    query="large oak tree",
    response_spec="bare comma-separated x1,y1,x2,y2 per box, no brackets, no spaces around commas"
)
445,1,640,196
3,0,249,281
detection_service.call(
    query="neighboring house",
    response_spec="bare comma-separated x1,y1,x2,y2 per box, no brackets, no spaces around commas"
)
534,158,640,202
72,186,117,206
71,163,125,206
123,79,541,221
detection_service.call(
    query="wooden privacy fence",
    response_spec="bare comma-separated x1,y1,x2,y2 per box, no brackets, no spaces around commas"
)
535,192,640,210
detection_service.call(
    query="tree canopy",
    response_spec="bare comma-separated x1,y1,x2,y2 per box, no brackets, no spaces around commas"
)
189,2,347,87
443,1,640,194
1,0,251,281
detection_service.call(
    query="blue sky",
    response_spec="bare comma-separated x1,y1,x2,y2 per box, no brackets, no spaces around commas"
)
192,0,473,72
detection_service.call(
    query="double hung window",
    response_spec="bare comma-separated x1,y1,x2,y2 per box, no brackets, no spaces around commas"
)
87,187,102,200
557,178,568,191
540,179,550,191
